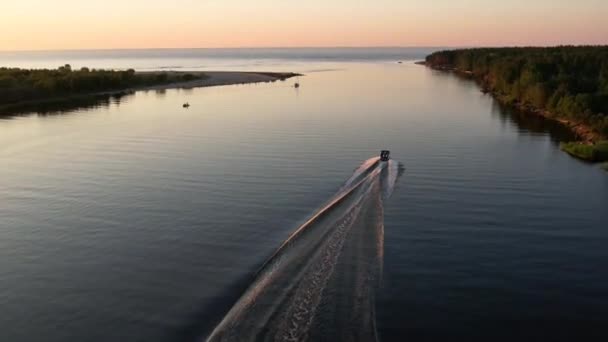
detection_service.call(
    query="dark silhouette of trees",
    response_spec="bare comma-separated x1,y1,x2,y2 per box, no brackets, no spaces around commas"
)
426,46,608,136
0,66,202,107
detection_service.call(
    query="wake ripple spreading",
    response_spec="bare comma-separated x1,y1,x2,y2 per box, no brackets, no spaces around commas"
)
206,157,402,342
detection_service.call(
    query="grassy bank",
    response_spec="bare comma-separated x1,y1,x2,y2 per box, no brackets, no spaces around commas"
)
560,141,608,162
424,47,608,145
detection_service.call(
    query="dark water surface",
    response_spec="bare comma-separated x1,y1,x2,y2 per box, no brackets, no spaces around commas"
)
1,51,607,341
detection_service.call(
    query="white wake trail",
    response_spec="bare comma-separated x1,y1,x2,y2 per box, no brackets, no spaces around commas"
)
206,158,401,342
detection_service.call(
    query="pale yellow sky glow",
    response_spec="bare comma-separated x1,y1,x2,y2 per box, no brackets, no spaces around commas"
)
1,0,607,50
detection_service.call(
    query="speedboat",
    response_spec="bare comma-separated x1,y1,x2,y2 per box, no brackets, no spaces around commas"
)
380,150,390,161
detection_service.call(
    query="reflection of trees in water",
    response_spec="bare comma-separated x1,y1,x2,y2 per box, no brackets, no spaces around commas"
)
490,100,576,144
441,71,577,145
0,91,134,118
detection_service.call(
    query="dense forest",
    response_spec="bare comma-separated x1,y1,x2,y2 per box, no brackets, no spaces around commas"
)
0,65,202,107
425,47,608,138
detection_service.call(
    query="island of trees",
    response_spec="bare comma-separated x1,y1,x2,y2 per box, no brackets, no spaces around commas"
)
0,65,203,113
425,46,608,162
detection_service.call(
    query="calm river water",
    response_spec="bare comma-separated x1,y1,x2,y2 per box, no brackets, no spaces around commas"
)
1,49,607,341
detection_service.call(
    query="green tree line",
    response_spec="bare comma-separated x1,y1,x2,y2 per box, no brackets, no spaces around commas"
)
425,46,608,136
0,65,201,106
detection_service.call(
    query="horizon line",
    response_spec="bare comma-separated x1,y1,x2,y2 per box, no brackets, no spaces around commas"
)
2,44,607,53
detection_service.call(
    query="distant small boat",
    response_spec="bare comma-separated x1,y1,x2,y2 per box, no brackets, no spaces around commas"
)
183,103,190,108
398,61,403,64
294,83,300,88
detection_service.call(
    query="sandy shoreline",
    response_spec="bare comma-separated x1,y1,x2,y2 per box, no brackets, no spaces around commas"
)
135,71,300,91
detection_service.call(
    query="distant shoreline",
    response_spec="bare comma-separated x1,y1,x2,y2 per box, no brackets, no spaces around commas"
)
0,71,300,116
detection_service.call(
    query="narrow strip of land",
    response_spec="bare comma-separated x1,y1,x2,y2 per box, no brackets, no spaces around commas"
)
135,71,300,91
0,67,300,115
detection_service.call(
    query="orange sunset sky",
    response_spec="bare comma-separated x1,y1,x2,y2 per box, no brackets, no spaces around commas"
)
1,0,607,51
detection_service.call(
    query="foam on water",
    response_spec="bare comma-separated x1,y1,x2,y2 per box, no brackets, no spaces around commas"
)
206,157,402,342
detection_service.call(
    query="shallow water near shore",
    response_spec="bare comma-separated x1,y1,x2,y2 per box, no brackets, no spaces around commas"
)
1,49,608,341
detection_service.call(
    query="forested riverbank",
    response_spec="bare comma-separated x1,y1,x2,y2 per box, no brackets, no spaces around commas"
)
424,47,608,161
0,66,299,116
0,65,204,109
